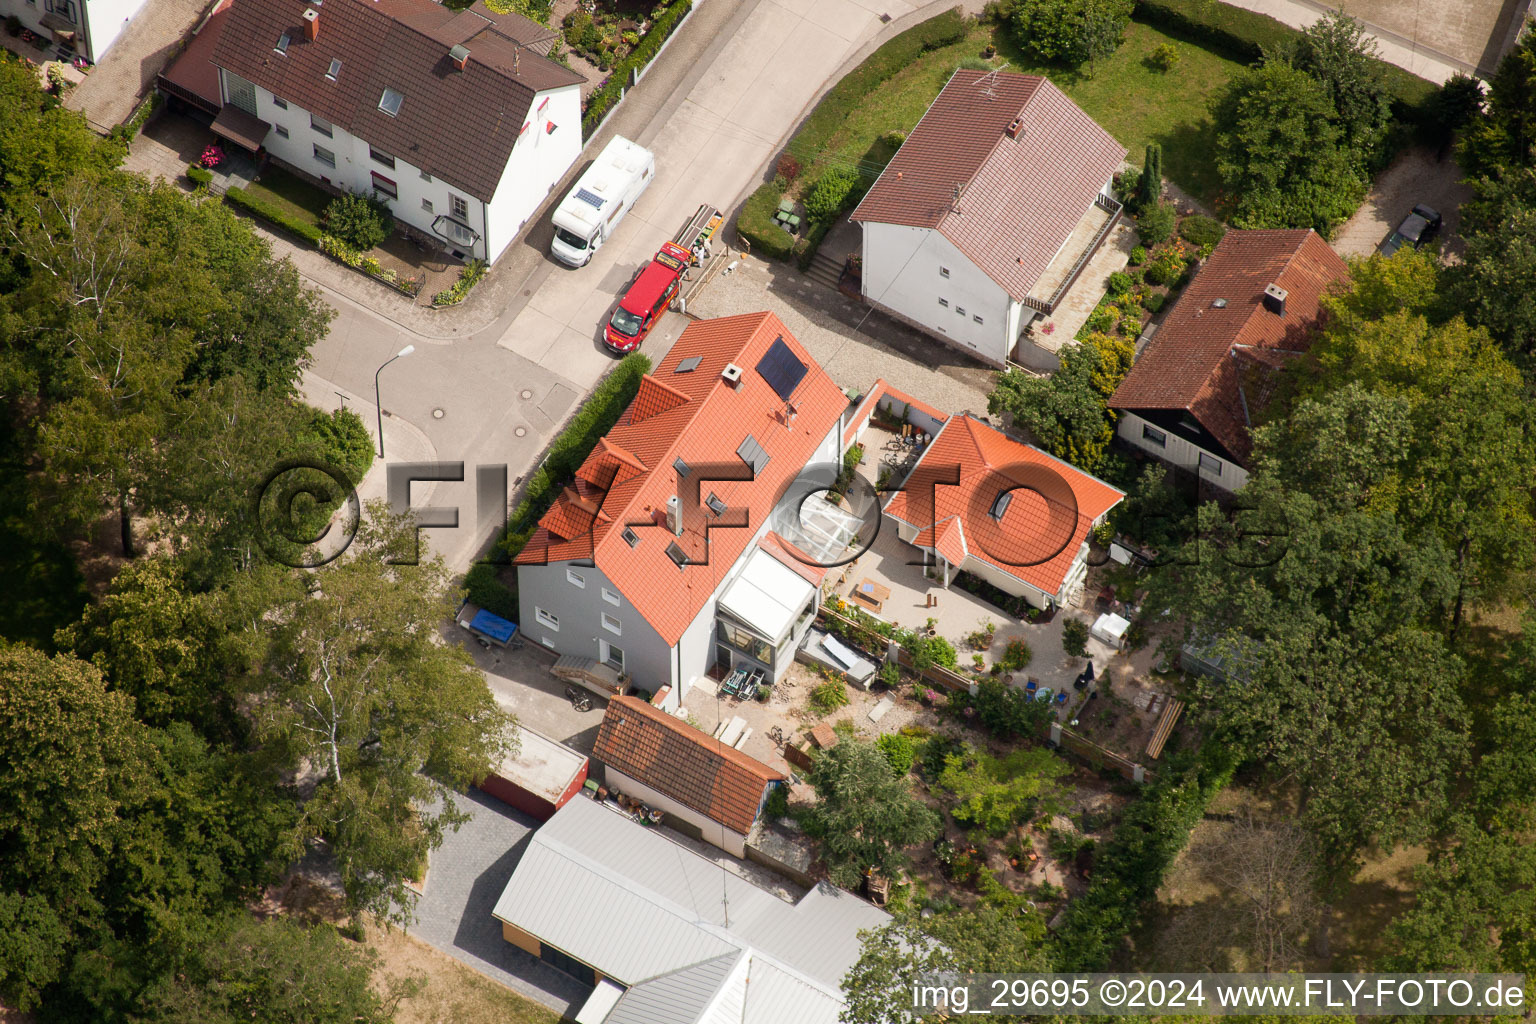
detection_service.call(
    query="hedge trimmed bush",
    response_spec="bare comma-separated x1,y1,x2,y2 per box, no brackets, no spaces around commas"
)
794,218,835,270
581,0,693,136
1052,742,1239,969
465,562,519,621
1178,214,1226,247
499,352,653,561
186,163,213,188
224,186,323,245
737,182,795,260
785,7,967,165
804,166,862,222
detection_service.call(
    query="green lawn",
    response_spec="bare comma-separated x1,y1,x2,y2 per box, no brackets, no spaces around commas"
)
244,165,332,228
806,19,1246,207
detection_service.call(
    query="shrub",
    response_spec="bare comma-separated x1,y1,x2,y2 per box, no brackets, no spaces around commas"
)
1120,316,1143,340
1150,41,1179,70
971,679,1051,737
1135,201,1176,245
1105,270,1132,296
498,353,653,561
877,733,917,775
810,679,851,715
1144,290,1167,314
958,55,992,71
299,407,374,484
1052,742,1239,969
464,562,518,621
879,661,901,687
1142,241,1188,286
622,30,640,47
776,152,803,182
736,182,795,260
902,630,957,671
1178,214,1226,248
224,186,323,245
433,259,487,307
324,192,393,250
1061,618,1090,658
1128,244,1146,266
186,163,213,188
1011,0,1133,70
804,166,863,222
1000,638,1032,671
563,10,593,47
765,785,790,820
793,217,835,270
880,128,908,147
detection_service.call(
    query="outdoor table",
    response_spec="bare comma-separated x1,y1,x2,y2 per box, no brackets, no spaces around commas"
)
850,578,891,614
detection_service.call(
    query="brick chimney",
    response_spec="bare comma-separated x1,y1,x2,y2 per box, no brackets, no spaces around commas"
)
1005,115,1023,139
450,43,470,70
302,7,318,41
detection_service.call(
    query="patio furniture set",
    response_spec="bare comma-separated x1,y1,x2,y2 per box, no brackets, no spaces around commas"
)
719,665,765,701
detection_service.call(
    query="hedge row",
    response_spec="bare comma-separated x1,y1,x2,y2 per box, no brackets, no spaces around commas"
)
1050,741,1240,970
1132,0,1436,116
464,562,519,620
224,186,323,245
498,351,654,561
785,6,967,165
186,163,213,188
581,0,693,137
738,183,796,260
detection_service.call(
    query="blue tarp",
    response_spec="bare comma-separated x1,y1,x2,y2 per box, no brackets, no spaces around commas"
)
468,609,517,645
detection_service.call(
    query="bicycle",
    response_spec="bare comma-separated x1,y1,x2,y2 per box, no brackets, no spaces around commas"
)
564,685,594,712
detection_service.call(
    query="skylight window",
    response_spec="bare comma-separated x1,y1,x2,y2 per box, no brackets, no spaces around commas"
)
666,541,688,568
326,58,342,80
990,490,1012,521
622,527,640,548
706,493,728,516
673,457,690,477
379,87,404,117
274,33,290,55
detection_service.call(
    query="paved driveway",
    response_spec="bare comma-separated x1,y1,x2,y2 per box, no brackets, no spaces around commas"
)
1332,147,1475,261
66,0,212,131
409,788,592,1016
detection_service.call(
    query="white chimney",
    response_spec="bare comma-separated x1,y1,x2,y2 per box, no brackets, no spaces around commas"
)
666,495,682,536
721,363,743,387
1263,283,1288,316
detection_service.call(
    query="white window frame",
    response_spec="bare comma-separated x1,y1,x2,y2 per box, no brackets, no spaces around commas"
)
938,298,949,308
310,114,332,137
601,587,620,607
939,266,950,278
601,613,622,636
313,144,336,168
535,607,559,631
973,314,984,324
273,124,289,138
450,194,469,219
566,569,586,588
272,95,288,109
421,198,433,213
956,306,966,316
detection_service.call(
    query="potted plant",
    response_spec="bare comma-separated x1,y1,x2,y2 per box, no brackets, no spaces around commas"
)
982,43,996,58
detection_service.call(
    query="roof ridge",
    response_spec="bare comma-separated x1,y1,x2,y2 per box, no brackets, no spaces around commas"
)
603,697,784,781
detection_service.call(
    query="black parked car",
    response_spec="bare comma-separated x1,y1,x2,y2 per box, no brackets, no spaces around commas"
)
1379,204,1443,256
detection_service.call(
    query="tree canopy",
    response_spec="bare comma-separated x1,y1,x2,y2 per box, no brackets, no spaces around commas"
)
804,737,942,887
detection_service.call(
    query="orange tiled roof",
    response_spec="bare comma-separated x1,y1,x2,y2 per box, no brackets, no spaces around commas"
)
594,696,785,835
516,312,848,644
885,416,1123,597
1109,229,1349,465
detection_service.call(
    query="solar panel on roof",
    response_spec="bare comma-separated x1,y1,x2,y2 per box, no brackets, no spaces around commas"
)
575,188,606,208
736,436,770,475
755,337,808,401
675,356,702,374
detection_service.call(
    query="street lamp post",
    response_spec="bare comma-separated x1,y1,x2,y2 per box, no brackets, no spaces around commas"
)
374,345,415,459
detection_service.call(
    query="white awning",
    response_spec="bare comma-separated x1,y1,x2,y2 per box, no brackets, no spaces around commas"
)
574,979,625,1024
718,547,815,644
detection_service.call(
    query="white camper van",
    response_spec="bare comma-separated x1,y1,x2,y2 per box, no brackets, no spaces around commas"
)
549,136,655,267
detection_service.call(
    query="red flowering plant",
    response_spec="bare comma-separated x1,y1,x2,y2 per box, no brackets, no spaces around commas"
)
200,144,225,169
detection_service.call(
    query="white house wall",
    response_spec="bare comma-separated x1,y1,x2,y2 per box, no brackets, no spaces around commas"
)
1115,412,1248,491
80,0,144,60
602,769,749,858
483,85,581,264
223,72,571,264
861,222,1014,364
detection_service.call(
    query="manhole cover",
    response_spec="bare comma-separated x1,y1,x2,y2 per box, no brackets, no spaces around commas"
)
514,427,527,438
431,408,445,419
519,389,533,400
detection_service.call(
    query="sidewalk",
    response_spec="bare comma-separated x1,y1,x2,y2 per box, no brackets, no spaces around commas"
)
65,0,212,131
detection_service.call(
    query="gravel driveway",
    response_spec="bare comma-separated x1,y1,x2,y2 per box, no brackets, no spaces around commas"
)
1332,146,1475,261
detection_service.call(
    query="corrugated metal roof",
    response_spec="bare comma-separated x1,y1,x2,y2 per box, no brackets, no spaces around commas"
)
492,798,889,1000
742,959,844,1024
605,953,741,1024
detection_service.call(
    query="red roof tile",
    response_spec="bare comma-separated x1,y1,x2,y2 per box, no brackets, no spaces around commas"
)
758,532,830,586
1109,229,1349,464
211,0,582,201
594,697,785,835
516,313,849,645
885,417,1123,597
851,71,1126,302
160,0,234,110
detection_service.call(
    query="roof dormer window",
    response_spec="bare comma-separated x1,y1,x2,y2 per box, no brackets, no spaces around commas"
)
379,87,403,116
326,58,341,81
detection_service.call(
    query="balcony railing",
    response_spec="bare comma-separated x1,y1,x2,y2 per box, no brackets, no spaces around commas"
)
1024,193,1123,316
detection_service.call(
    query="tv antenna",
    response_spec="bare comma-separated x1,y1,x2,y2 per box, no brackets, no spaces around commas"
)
975,61,1012,98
